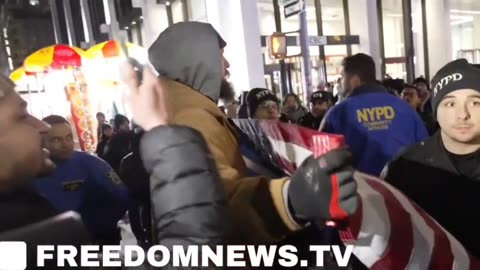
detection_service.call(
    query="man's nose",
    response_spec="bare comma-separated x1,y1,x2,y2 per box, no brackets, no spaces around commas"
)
27,115,50,134
455,104,471,120
224,57,230,69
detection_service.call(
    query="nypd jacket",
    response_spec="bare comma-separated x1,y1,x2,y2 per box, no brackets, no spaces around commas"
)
34,151,130,241
321,84,428,176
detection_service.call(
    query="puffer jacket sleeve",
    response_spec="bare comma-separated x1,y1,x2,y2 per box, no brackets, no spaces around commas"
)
140,125,230,250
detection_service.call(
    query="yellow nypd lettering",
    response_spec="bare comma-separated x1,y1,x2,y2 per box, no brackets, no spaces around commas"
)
356,106,396,131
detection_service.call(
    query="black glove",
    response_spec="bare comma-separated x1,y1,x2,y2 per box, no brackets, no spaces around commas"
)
288,148,358,226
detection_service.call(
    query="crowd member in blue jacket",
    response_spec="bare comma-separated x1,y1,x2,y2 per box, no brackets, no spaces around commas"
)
320,53,428,176
35,115,130,243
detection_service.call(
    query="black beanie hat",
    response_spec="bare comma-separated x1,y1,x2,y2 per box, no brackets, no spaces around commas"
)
247,88,278,118
310,90,333,104
431,59,480,118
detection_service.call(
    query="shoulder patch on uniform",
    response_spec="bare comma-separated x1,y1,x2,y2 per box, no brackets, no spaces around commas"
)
108,170,123,185
63,180,84,192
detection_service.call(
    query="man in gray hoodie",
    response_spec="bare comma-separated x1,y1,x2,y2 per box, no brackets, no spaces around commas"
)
148,22,358,245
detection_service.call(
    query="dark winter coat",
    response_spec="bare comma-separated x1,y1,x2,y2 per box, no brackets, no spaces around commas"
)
298,112,323,130
140,125,230,250
0,186,56,232
384,132,480,258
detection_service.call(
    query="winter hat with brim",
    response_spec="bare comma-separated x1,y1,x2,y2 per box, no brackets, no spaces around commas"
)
431,59,480,118
310,90,333,104
247,88,278,118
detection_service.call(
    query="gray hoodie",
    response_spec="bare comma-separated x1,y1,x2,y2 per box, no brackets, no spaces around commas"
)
148,22,226,103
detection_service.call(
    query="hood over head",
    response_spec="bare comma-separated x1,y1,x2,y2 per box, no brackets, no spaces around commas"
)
148,22,227,102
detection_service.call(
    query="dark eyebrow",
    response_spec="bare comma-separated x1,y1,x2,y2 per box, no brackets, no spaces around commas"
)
442,95,455,100
468,94,480,99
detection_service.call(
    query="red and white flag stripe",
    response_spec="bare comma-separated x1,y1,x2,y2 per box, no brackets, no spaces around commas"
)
238,120,480,270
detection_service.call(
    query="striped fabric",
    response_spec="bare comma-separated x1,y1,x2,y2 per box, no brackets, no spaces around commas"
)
232,119,480,270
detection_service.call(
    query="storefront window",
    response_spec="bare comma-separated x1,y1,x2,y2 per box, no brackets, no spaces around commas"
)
321,0,347,83
381,0,407,80
258,0,276,35
187,0,207,22
450,1,480,63
172,0,185,23
411,0,426,78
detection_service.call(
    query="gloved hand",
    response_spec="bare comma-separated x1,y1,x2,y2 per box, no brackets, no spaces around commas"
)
288,148,358,226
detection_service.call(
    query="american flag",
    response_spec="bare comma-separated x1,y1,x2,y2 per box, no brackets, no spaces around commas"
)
232,119,480,270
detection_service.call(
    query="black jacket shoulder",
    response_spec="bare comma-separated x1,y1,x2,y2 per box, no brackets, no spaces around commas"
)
0,187,57,233
140,125,230,252
384,132,480,258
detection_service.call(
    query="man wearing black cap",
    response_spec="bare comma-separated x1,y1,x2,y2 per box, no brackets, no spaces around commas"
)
103,114,133,172
298,90,334,130
246,88,283,120
383,59,480,258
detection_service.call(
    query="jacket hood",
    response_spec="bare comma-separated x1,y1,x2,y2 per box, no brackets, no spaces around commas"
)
148,22,226,102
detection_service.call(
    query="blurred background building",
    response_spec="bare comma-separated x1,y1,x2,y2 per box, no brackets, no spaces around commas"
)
1,0,480,102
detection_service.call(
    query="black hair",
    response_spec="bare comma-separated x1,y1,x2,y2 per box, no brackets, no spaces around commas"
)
402,84,421,95
114,114,129,130
101,123,113,132
282,93,303,107
96,112,105,118
42,115,70,126
413,77,430,90
342,53,376,83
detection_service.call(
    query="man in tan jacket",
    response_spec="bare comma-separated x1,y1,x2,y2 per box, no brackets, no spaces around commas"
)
148,22,358,244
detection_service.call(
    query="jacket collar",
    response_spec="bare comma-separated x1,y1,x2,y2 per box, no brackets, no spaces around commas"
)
166,79,239,137
166,79,224,118
419,132,480,179
348,83,387,98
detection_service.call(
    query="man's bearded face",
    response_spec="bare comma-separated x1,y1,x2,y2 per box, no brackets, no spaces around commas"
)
220,79,235,102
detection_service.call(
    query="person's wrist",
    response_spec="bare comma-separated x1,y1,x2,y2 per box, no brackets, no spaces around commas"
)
142,117,168,131
286,184,309,226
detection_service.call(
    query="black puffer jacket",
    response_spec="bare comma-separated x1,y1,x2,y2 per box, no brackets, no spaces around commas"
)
119,132,152,249
140,125,230,258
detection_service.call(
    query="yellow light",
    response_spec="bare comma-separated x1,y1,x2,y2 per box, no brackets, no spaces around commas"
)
272,37,281,54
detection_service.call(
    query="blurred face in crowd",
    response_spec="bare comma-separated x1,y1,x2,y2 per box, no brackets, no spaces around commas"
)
46,123,75,161
96,113,105,123
437,89,480,147
401,87,422,110
118,120,131,133
311,100,330,118
104,127,114,138
0,90,52,191
285,96,298,109
415,82,429,92
415,82,431,102
255,100,280,120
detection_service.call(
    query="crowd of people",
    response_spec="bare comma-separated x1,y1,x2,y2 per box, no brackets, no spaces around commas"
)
0,20,479,269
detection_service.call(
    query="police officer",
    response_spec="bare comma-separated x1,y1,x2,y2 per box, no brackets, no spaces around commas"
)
320,53,428,176
298,90,334,130
35,115,129,243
